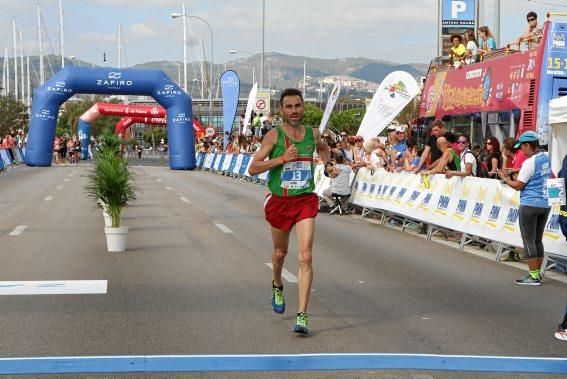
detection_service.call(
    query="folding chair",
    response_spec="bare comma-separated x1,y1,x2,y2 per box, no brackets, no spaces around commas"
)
329,193,351,215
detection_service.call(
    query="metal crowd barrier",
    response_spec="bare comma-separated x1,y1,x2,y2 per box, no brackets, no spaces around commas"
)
194,153,566,276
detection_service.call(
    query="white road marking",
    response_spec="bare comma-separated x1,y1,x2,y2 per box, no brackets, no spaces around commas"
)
0,280,107,295
56,185,64,190
9,226,27,236
265,263,298,283
44,196,53,202
156,179,162,182
214,223,234,234
180,196,191,204
68,174,73,177
421,317,431,320
165,186,173,190
357,280,364,284
64,178,70,182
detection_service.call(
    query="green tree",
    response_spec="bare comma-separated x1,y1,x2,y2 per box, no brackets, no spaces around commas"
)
0,96,28,136
57,97,123,138
91,97,121,138
395,97,421,125
329,108,366,135
302,103,323,127
141,126,167,149
57,99,95,137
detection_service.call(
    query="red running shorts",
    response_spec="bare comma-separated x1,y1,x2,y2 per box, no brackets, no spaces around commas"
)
264,192,318,231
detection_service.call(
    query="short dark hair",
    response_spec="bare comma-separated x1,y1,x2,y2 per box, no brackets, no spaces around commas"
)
406,137,417,149
458,133,470,143
527,11,537,19
524,140,539,150
450,33,462,43
280,88,303,104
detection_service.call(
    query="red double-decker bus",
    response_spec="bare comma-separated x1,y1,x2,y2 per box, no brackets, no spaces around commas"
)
419,13,567,148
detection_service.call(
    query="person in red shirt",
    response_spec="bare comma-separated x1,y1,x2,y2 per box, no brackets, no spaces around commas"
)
502,137,527,179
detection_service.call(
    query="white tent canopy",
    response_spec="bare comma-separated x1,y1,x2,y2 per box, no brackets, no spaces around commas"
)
548,96,567,174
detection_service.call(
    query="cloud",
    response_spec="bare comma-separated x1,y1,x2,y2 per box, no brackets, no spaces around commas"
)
127,23,157,38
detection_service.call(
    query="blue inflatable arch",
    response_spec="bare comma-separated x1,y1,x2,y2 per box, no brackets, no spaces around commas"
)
25,66,195,170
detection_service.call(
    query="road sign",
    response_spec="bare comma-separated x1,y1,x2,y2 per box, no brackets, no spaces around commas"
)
205,127,215,137
253,89,271,114
256,99,266,110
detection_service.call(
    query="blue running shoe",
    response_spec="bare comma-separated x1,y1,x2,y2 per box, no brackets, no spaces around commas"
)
515,274,541,286
271,281,285,314
293,312,309,334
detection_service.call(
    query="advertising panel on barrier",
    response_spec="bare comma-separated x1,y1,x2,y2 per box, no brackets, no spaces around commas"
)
0,149,11,167
228,155,238,173
215,155,225,171
239,155,251,176
221,154,232,172
203,153,215,169
350,168,566,257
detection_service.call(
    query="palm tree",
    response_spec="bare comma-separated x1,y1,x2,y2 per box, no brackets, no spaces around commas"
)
58,100,95,136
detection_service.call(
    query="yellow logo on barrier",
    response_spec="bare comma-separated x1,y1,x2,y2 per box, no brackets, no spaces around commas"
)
544,204,561,240
478,186,487,202
510,192,520,208
461,183,471,198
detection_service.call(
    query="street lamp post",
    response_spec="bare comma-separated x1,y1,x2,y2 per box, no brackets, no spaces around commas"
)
229,50,255,84
171,4,188,93
171,8,214,126
260,0,265,89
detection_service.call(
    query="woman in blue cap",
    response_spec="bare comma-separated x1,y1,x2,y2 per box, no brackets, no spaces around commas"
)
496,131,551,285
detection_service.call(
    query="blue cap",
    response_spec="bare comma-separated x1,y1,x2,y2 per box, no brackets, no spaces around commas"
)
514,131,538,148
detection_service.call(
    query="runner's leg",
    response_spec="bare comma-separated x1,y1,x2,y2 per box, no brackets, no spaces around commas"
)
295,217,315,313
270,226,290,287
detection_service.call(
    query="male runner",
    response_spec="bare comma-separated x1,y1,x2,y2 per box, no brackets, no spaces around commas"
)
248,88,330,334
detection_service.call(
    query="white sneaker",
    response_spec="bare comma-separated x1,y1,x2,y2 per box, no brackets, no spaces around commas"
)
555,325,567,341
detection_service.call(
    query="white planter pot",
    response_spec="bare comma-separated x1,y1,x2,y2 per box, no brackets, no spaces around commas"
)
103,211,112,227
103,210,121,228
104,226,129,252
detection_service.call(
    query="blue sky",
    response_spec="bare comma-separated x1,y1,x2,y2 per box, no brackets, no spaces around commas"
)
0,0,564,69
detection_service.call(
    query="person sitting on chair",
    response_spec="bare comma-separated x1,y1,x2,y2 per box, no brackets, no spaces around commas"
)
322,153,352,212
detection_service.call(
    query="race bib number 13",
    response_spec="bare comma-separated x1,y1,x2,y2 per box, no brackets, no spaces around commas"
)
281,160,312,189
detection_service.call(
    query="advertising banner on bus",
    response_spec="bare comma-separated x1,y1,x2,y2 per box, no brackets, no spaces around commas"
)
420,50,538,119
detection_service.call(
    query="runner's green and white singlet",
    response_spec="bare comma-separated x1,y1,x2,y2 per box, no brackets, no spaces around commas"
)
267,126,315,196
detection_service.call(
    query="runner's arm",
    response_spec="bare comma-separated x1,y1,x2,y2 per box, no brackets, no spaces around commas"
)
248,129,286,176
314,129,331,164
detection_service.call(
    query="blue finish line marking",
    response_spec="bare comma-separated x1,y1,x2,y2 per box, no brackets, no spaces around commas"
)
0,354,566,375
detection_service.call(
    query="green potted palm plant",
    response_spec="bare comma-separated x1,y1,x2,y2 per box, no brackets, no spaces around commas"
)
85,130,140,252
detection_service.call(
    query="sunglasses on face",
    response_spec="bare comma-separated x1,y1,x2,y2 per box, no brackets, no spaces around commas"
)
457,140,468,144
527,18,536,22
486,142,493,145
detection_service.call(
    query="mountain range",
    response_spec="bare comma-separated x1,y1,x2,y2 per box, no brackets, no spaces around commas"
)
1,53,429,97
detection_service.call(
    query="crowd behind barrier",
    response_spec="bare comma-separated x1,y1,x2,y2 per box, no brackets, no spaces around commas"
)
0,147,25,172
195,152,567,271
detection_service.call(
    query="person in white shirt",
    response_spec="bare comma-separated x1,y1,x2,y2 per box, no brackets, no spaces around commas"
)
322,153,352,209
445,134,477,178
464,30,478,65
